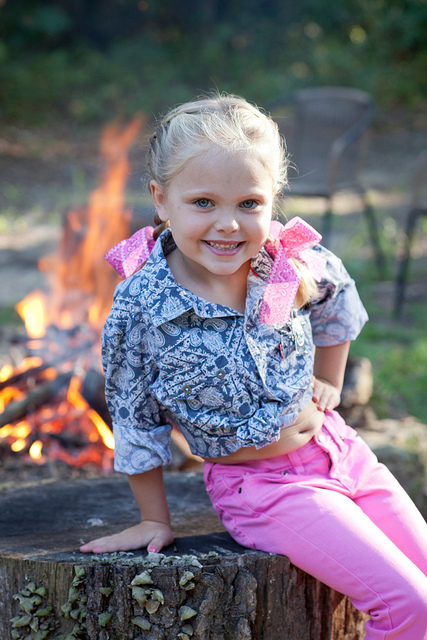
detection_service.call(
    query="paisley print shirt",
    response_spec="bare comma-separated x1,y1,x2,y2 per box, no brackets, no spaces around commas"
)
102,229,368,474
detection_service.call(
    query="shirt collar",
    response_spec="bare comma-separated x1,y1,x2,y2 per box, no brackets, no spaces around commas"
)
140,229,272,327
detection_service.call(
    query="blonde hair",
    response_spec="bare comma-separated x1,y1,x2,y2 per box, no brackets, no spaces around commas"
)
146,93,317,306
293,259,319,309
148,93,288,196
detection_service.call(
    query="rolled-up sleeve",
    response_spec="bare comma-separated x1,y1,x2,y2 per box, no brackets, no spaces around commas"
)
101,292,172,474
308,246,369,346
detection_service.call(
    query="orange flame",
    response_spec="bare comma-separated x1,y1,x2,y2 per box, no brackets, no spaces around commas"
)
19,357,44,371
1,117,144,471
0,386,23,412
67,376,114,450
0,364,14,382
87,409,115,450
11,439,27,452
29,439,43,460
38,115,144,333
15,292,47,338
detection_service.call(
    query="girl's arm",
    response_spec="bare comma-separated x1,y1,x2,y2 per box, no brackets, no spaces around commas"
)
80,466,174,553
312,341,350,412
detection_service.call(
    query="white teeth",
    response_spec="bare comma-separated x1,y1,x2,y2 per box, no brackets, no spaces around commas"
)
207,242,240,250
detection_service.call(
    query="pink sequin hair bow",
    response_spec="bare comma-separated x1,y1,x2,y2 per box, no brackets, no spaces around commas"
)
104,216,325,324
104,226,156,279
260,217,326,324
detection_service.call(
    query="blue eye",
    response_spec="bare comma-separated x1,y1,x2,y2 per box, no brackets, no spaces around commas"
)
241,200,257,209
196,199,212,208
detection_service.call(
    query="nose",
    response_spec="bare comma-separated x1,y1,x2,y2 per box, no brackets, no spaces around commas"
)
214,210,240,233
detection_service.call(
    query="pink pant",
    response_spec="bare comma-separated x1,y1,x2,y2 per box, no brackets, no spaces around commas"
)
204,410,427,639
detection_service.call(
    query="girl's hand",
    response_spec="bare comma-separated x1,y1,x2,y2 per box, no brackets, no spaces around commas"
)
311,376,341,413
79,520,174,554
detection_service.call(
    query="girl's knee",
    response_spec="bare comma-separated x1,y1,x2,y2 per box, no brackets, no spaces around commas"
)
389,579,427,636
364,571,427,638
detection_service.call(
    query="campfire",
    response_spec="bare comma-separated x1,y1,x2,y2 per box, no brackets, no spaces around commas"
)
0,116,144,474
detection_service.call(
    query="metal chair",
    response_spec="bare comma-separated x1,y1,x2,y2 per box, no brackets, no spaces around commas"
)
265,87,385,273
394,149,427,316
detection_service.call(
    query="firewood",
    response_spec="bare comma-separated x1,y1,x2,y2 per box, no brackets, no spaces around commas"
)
0,362,51,391
0,339,95,391
0,372,72,428
81,368,112,428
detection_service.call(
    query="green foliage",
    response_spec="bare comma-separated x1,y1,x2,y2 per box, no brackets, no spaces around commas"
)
0,305,21,326
0,0,426,125
352,317,427,423
345,252,427,425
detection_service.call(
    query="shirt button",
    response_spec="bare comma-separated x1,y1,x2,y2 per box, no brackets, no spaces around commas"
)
216,370,225,379
317,433,326,443
245,323,252,332
182,385,192,394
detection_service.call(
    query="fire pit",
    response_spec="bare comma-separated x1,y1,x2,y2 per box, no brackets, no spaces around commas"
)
0,118,144,478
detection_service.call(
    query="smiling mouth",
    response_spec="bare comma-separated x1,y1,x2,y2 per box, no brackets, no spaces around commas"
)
204,241,242,250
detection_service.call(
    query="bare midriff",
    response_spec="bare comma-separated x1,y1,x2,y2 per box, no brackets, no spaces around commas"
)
204,401,324,464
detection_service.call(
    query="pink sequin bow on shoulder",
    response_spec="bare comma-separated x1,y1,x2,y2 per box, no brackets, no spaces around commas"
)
104,226,156,279
260,217,326,324
104,216,326,324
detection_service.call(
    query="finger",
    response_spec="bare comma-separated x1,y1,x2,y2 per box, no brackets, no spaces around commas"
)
80,535,127,554
311,384,322,403
80,536,114,553
317,395,332,412
147,529,174,554
321,394,339,412
80,524,149,554
314,390,329,412
312,386,325,406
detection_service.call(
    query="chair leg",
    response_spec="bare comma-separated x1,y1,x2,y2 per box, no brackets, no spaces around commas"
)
361,193,386,276
394,207,420,317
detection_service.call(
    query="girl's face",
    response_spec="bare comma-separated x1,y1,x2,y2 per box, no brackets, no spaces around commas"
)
150,149,275,284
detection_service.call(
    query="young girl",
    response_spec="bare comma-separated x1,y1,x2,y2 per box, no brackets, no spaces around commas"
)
80,94,427,638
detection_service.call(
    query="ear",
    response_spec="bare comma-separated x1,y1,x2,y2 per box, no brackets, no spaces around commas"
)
150,180,169,223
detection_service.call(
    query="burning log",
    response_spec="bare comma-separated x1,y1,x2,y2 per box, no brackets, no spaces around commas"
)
0,339,95,392
0,363,50,392
81,368,112,428
0,372,73,428
0,364,115,469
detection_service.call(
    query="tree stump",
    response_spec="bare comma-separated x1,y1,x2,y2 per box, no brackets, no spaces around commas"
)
0,473,368,640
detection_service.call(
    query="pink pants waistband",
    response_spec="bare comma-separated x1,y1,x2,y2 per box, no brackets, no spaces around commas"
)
204,408,352,481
